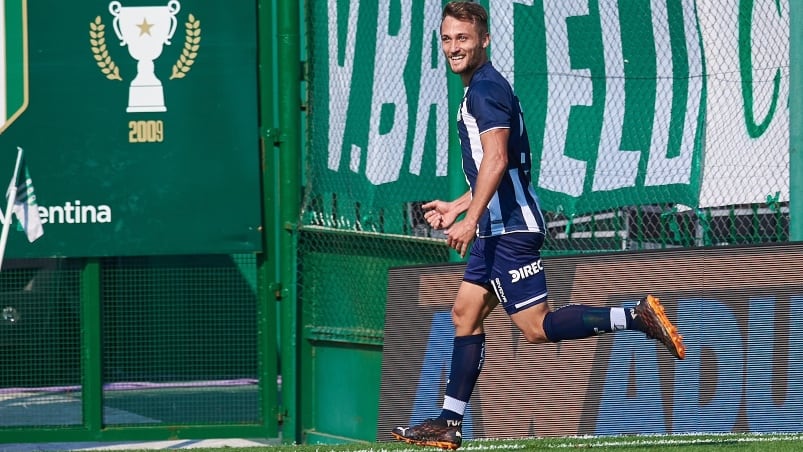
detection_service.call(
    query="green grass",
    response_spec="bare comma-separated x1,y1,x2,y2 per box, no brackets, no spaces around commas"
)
107,433,803,452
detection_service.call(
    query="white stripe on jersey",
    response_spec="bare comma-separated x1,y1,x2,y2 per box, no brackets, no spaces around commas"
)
461,103,485,171
528,184,545,227
509,168,542,233
489,192,504,235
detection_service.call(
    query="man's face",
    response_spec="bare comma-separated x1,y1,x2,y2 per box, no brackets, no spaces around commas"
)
440,15,488,77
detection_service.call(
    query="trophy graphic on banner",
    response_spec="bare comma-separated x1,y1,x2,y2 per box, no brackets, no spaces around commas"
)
109,0,180,112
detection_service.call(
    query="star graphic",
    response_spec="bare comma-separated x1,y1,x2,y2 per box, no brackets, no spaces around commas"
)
137,17,154,36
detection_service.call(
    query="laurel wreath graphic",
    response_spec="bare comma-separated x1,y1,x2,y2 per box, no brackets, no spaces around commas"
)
170,14,201,80
89,16,123,81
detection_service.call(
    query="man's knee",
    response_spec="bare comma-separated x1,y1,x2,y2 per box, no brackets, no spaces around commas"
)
451,304,478,330
451,282,497,335
511,302,552,344
521,326,550,344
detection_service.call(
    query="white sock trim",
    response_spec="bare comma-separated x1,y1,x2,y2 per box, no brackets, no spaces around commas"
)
443,395,467,415
610,307,627,331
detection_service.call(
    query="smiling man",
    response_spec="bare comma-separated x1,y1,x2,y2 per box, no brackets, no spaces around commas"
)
390,2,686,450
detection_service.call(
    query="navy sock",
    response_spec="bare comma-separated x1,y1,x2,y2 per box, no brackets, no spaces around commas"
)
439,333,485,421
543,304,627,342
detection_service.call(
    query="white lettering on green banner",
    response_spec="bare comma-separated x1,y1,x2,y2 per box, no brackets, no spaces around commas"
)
313,0,789,215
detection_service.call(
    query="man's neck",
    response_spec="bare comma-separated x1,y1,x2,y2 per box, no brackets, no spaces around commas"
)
460,59,488,86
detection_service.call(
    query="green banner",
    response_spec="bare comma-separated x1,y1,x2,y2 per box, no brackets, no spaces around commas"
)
311,0,706,222
519,0,705,214
0,0,261,257
310,0,450,233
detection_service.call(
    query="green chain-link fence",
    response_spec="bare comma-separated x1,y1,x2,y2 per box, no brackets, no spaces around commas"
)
298,0,792,440
0,255,266,434
305,0,790,257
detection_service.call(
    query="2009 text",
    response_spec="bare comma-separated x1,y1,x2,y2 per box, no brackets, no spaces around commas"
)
128,120,164,143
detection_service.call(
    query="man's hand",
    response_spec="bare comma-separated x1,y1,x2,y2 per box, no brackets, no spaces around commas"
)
445,218,477,258
423,193,474,256
422,199,460,230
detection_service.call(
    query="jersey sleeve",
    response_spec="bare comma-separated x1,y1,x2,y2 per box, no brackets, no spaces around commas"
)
466,80,512,133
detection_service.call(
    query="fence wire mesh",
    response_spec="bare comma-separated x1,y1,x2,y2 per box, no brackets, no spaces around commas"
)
0,260,80,427
302,1,792,339
101,255,259,426
0,255,260,429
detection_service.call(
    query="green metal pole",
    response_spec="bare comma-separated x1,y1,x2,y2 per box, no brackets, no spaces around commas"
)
277,0,301,443
791,1,803,241
257,0,280,438
80,258,103,438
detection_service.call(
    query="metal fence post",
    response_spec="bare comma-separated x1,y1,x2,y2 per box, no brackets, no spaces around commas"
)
277,0,302,443
81,258,103,436
258,0,281,439
791,1,803,241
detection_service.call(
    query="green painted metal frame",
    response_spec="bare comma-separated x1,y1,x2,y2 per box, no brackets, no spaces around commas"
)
276,0,303,444
258,0,281,439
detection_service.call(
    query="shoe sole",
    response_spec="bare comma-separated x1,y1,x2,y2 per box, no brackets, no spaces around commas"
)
391,432,460,450
640,295,686,360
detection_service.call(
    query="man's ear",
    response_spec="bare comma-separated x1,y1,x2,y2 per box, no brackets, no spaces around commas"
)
482,33,490,49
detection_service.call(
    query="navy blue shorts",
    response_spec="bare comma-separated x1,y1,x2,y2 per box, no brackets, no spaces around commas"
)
463,232,548,315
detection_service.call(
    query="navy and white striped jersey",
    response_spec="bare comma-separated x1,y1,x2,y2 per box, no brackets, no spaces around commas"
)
457,61,546,238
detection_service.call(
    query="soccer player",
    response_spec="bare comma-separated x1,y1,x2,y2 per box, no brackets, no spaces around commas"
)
390,2,686,450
